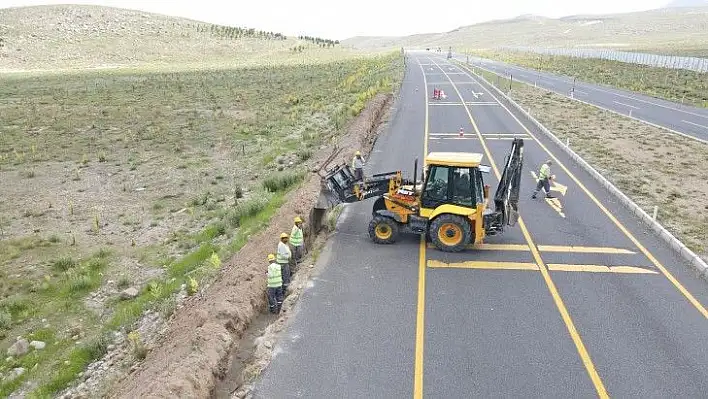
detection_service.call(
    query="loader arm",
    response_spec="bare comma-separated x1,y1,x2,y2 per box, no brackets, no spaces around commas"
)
486,138,524,233
317,162,413,208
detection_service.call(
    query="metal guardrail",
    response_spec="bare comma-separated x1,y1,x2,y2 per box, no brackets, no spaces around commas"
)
500,46,708,73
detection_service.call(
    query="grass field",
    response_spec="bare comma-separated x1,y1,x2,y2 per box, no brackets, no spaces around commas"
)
0,51,403,397
469,49,708,108
469,67,708,261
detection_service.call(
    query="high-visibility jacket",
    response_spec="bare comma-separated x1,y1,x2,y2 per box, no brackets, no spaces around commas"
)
290,225,304,246
277,241,291,264
539,163,551,179
352,156,365,169
267,262,282,288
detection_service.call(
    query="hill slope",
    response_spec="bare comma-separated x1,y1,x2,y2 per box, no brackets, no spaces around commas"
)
343,7,708,51
0,4,348,71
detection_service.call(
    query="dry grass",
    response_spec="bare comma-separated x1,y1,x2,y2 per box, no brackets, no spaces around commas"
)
0,4,378,71
0,50,404,397
492,80,708,260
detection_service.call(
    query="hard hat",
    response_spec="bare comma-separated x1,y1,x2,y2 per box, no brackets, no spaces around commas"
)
294,216,303,223
280,232,289,239
267,254,276,262
546,160,553,165
355,151,361,156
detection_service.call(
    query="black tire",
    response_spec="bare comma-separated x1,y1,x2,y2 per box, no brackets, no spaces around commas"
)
429,214,472,252
368,216,399,244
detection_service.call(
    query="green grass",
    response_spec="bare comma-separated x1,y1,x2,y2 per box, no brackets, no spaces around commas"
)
0,50,404,397
469,49,708,108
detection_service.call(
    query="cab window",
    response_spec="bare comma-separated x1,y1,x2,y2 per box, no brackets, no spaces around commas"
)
451,167,474,207
422,165,449,207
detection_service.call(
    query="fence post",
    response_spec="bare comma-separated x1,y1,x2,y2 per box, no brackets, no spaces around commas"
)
652,206,658,221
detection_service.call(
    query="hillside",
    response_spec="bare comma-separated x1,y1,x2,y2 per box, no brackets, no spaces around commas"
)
342,6,708,52
0,4,353,71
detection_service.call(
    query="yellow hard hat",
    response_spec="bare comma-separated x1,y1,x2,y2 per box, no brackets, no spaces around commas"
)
355,151,361,156
267,254,276,262
294,216,303,223
280,232,289,239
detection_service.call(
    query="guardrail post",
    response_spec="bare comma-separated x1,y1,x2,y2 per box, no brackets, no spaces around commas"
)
565,137,569,148
652,206,658,221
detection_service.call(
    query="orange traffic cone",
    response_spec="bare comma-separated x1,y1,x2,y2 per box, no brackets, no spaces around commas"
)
459,127,464,137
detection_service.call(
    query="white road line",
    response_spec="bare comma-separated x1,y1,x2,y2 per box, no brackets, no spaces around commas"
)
573,89,588,95
613,101,640,110
681,120,708,130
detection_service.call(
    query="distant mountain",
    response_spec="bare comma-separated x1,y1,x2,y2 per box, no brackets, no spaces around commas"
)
665,0,708,7
343,6,708,52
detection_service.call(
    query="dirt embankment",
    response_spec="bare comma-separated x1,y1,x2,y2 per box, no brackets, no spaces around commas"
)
107,93,394,398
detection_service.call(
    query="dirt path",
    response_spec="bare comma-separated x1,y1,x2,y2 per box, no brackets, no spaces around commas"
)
105,93,395,398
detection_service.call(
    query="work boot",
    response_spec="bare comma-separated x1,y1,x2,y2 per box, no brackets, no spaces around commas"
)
545,193,555,199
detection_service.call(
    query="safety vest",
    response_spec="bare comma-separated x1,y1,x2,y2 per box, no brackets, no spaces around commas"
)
290,225,304,246
539,163,551,179
267,262,282,288
352,156,365,169
276,241,291,264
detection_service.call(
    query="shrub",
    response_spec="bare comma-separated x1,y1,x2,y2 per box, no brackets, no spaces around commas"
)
262,170,304,193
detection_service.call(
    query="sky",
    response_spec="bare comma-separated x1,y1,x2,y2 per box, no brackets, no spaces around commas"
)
0,0,670,40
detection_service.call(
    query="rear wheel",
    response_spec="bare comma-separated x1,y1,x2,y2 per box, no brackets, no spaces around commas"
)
368,216,399,244
429,214,472,252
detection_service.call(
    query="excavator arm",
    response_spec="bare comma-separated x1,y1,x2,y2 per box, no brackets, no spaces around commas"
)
485,138,524,234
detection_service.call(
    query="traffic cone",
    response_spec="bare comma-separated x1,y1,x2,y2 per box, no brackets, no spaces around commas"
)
459,127,464,137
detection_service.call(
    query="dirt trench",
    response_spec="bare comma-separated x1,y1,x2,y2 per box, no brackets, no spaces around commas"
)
107,92,395,398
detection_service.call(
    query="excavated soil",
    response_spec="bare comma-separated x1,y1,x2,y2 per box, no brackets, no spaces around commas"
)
108,93,394,398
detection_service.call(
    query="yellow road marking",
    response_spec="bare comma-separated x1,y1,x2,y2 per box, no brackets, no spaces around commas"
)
414,237,426,399
427,260,538,270
531,171,568,196
454,60,708,319
539,245,636,254
427,243,636,254
414,60,430,399
548,264,659,274
545,197,566,218
430,57,610,398
428,260,659,275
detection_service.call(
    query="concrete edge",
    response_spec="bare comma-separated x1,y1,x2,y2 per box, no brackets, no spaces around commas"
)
460,61,708,280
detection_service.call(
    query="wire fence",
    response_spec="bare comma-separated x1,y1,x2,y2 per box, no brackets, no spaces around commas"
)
499,46,708,73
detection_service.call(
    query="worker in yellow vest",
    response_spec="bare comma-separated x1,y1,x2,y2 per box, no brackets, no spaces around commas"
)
266,254,283,314
290,216,305,264
532,160,555,199
276,232,292,290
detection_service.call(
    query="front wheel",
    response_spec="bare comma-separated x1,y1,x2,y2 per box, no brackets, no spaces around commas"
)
368,216,399,244
429,214,472,252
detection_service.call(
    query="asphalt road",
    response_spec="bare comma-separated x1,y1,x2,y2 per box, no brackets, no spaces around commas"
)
251,51,708,398
447,53,708,145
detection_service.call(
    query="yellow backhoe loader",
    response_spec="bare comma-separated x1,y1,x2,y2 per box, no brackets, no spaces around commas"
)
317,139,524,252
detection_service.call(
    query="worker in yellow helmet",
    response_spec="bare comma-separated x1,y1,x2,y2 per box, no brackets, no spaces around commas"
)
352,150,366,181
265,254,283,313
276,232,292,290
290,216,305,266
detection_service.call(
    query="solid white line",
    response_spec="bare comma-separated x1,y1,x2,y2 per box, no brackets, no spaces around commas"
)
574,89,588,95
681,120,708,130
613,101,640,110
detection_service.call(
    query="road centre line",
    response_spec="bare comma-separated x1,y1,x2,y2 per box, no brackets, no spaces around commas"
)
453,59,708,319
681,120,708,130
613,100,640,110
429,57,610,398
